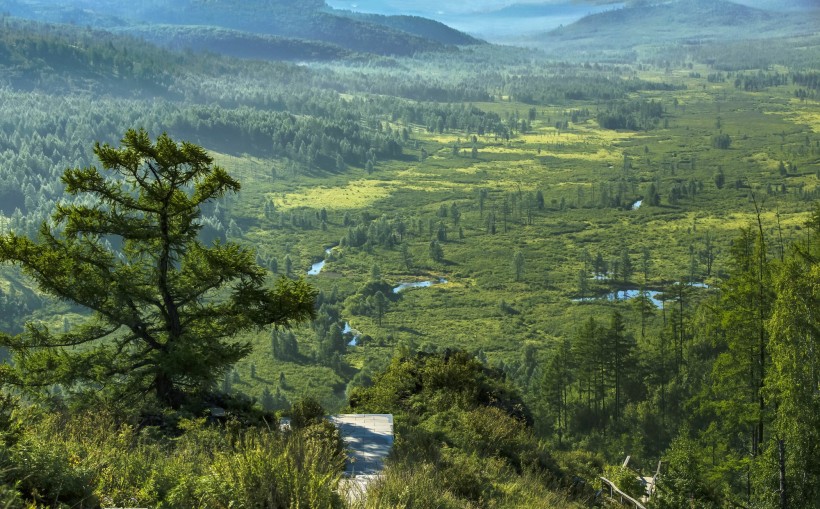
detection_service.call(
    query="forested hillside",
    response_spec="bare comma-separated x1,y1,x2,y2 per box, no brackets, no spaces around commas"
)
0,2,819,507
0,0,482,57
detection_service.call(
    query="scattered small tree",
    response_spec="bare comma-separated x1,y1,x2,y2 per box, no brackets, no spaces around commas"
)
429,239,444,263
513,250,525,282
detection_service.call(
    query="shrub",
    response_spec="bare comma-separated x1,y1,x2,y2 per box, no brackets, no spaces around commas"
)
289,396,326,430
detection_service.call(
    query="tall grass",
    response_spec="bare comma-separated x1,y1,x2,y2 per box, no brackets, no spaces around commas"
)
359,458,582,509
1,407,345,508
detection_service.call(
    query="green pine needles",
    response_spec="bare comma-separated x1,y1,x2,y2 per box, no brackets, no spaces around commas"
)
0,128,316,408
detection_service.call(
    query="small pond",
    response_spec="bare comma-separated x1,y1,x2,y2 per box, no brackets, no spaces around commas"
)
574,283,709,308
392,278,448,294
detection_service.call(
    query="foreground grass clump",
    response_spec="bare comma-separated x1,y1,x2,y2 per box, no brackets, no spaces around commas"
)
360,458,581,509
0,402,345,508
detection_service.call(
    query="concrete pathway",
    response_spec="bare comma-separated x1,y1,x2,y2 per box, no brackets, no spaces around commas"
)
330,414,394,476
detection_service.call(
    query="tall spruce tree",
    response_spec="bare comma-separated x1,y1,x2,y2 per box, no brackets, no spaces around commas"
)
0,129,316,408
763,206,820,507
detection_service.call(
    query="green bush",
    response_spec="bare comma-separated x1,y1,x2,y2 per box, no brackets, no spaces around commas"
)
289,396,327,430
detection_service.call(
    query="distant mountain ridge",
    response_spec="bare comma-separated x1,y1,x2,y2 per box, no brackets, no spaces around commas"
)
743,0,818,12
335,11,483,46
0,0,482,58
490,3,616,18
532,0,819,53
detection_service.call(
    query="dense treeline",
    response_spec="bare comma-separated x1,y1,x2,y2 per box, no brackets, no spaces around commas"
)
0,17,179,94
532,208,820,508
166,104,403,168
792,71,820,91
681,36,820,71
117,24,353,62
733,70,790,91
508,73,679,104
596,99,664,131
0,17,486,105
393,102,507,137
0,88,403,241
330,67,495,103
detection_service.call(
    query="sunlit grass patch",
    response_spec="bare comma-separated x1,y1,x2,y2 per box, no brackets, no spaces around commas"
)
782,103,820,133
548,148,622,164
791,176,819,192
209,151,276,185
395,169,432,179
683,210,812,233
418,133,469,144
479,145,539,155
747,152,781,171
453,165,485,175
574,122,638,141
388,179,470,193
269,179,393,210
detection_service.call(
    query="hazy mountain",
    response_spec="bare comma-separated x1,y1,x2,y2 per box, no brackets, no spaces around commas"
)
326,1,623,42
529,0,819,54
453,2,622,41
735,0,819,11
334,12,484,46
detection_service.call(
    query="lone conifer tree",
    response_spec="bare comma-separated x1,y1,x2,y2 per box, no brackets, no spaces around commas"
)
0,129,315,408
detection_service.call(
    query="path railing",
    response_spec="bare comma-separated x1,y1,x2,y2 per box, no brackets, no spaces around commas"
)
599,477,647,509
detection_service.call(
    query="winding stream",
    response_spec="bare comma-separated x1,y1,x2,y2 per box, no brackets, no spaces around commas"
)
343,322,361,346
341,278,449,347
307,247,335,276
